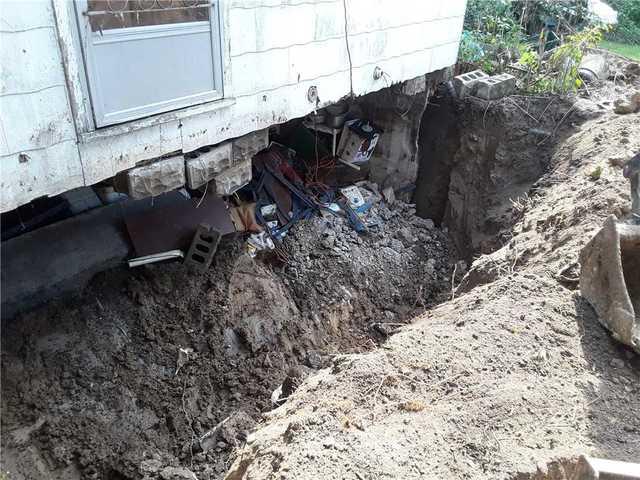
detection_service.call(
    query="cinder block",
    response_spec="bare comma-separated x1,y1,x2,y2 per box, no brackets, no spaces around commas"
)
184,223,221,272
475,73,517,100
452,69,489,98
126,155,185,199
232,129,268,163
185,142,233,189
212,158,252,196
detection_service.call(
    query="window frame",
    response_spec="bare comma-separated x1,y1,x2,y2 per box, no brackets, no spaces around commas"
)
52,0,230,135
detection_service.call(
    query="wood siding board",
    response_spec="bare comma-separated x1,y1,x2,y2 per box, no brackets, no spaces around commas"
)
0,0,55,31
0,140,83,212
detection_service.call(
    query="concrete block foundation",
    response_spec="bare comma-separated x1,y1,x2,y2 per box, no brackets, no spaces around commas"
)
475,73,517,100
212,159,252,196
453,70,489,98
186,142,234,189
126,155,186,199
232,129,269,164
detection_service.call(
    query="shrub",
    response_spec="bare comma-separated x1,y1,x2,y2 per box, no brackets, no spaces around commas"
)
518,26,606,93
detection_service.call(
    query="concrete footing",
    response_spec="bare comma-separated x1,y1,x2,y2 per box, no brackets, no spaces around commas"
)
186,142,234,189
213,159,253,196
126,155,186,200
125,129,268,198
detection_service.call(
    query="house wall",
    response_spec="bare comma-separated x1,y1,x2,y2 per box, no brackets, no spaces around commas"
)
0,0,467,212
0,1,85,211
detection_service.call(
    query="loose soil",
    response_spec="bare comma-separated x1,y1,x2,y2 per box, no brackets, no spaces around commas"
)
2,54,640,480
1,194,453,480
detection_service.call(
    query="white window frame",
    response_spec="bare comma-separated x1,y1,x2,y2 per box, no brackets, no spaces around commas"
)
52,0,232,135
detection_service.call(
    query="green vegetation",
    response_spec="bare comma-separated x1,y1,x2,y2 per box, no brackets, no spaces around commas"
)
518,26,605,93
589,165,603,181
459,0,627,94
599,39,640,60
606,0,640,44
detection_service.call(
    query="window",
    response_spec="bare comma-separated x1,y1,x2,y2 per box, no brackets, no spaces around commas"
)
75,0,223,127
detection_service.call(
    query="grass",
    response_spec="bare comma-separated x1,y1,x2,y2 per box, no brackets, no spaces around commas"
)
599,40,640,61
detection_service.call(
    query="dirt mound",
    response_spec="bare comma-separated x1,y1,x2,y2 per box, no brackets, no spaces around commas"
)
459,112,640,293
0,194,453,480
226,275,639,480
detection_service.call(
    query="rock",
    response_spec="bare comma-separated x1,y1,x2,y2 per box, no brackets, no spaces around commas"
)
399,227,415,244
572,98,603,120
614,92,640,115
382,186,396,204
425,258,437,276
413,217,435,230
281,365,307,398
305,351,325,369
390,238,404,251
625,62,640,78
159,466,197,480
322,437,336,449
610,358,625,369
609,151,634,168
140,459,163,475
219,410,256,445
321,231,336,249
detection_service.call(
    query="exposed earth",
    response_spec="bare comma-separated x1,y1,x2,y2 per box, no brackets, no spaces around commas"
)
2,54,639,480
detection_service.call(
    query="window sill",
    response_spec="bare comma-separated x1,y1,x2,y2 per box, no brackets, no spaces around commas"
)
78,97,236,143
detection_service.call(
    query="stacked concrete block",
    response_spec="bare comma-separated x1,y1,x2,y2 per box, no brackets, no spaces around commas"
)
123,129,267,199
212,158,252,196
475,73,517,100
186,129,267,192
232,129,268,163
185,142,233,189
126,155,185,199
452,69,490,98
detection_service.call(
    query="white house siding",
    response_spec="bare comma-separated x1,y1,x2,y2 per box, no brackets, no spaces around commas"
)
0,0,84,211
0,0,467,212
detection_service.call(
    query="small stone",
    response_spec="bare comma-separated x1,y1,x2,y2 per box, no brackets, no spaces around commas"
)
610,358,625,369
382,186,396,204
140,459,163,475
159,466,198,480
322,437,336,449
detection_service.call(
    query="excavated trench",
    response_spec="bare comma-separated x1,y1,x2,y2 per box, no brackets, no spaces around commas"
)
0,86,601,480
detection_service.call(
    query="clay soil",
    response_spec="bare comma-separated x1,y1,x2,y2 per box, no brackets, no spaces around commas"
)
2,54,640,480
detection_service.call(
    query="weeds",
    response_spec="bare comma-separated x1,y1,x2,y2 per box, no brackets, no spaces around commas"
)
589,165,603,181
460,0,608,94
518,26,606,93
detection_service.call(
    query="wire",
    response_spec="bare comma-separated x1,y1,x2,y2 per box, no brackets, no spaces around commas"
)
341,0,354,98
196,181,209,208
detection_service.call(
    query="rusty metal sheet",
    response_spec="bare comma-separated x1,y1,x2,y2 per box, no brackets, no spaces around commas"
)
124,191,235,256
